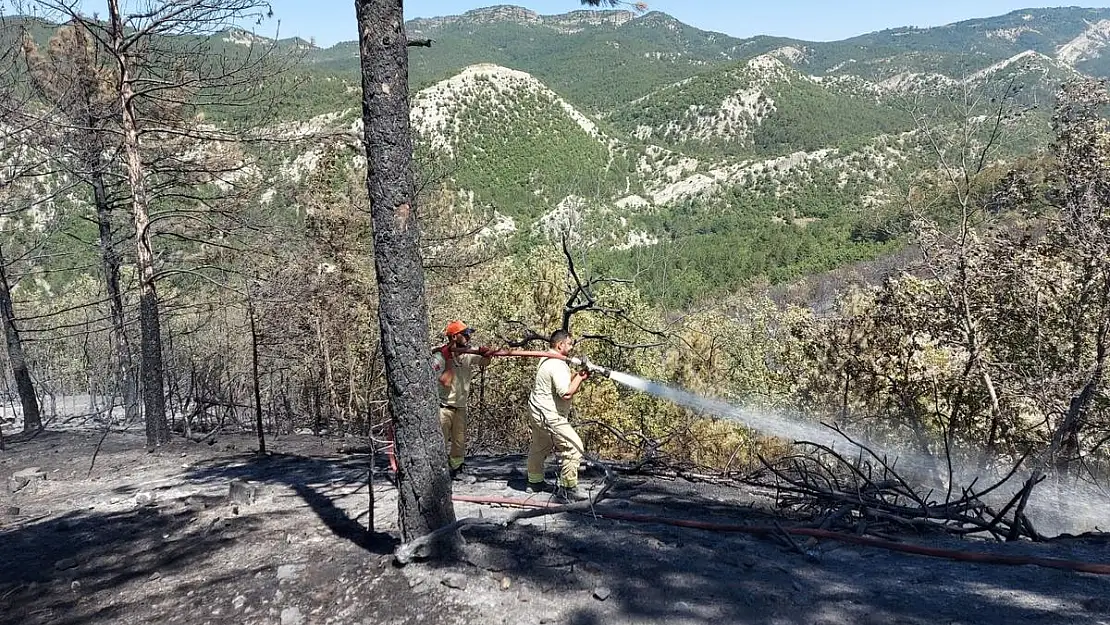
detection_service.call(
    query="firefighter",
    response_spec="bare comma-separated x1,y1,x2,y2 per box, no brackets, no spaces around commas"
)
432,320,492,479
525,329,590,501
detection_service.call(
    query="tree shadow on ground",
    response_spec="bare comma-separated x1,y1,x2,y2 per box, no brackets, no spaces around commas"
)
185,451,398,554
0,504,279,625
453,476,1110,625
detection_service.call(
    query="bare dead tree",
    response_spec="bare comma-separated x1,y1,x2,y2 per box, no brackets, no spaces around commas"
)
898,76,1032,457
105,0,171,447
245,277,264,454
0,15,51,434
559,235,665,348
0,245,42,433
21,24,141,424
498,235,664,350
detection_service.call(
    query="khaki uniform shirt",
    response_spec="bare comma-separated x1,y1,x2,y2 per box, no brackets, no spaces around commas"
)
529,354,573,419
431,350,482,408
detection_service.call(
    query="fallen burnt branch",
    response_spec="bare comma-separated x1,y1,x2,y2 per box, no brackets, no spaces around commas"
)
610,455,757,487
753,423,1046,542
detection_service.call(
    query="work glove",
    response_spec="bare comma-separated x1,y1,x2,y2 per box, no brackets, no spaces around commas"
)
477,345,495,357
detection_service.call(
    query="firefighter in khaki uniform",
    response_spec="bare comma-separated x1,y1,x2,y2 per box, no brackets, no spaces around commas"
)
432,321,492,478
526,329,590,501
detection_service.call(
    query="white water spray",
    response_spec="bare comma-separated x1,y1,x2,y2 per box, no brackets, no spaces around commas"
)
606,370,1110,536
609,371,851,449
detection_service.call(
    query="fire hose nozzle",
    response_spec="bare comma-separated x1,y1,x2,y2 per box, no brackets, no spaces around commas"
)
568,356,610,378
585,360,612,378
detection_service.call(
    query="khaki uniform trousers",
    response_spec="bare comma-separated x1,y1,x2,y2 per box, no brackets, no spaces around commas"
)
526,408,583,488
439,405,467,470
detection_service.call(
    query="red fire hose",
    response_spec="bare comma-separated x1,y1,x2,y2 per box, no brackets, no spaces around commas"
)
451,494,1110,575
385,422,398,474
453,347,566,360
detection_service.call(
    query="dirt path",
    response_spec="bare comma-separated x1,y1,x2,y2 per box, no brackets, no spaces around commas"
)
2,430,1108,625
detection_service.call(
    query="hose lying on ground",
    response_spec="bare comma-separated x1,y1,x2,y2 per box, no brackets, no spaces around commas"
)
450,494,1110,575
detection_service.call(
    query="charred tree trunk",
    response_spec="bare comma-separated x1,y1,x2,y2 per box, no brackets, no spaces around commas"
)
0,246,41,433
88,149,141,425
108,0,169,448
310,382,320,435
282,376,294,429
248,292,266,454
355,0,455,543
137,270,169,446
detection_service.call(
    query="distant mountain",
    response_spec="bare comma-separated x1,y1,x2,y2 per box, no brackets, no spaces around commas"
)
181,6,1109,303
304,6,753,111
826,8,1110,72
212,27,317,53
296,5,1110,110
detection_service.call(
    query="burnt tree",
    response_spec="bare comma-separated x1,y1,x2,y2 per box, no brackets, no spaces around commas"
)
0,16,45,434
355,0,455,542
105,0,170,448
0,246,42,433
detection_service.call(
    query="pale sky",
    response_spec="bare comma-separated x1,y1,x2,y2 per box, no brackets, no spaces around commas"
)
10,1,1110,47
254,1,1110,47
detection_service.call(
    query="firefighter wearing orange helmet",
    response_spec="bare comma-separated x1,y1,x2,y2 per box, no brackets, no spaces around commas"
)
432,320,493,478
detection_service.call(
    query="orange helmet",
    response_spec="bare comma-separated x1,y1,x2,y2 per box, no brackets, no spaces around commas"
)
444,320,473,337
